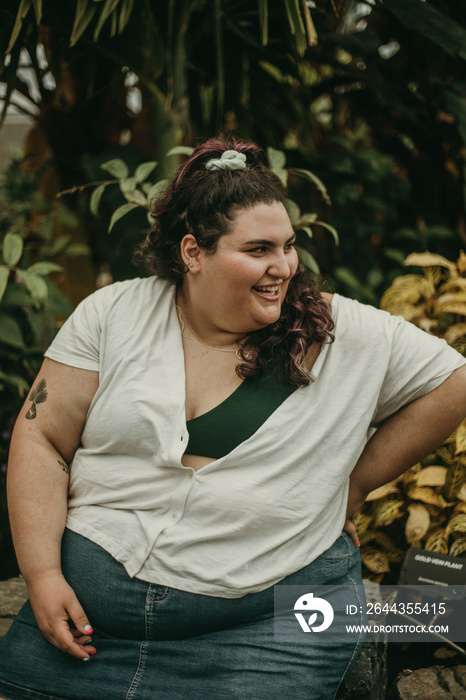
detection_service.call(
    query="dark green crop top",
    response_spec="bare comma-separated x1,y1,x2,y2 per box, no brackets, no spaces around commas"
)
186,368,296,459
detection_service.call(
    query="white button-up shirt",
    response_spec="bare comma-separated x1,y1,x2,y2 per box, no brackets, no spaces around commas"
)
44,277,465,598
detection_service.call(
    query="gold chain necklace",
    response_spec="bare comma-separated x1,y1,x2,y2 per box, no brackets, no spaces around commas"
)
176,305,241,359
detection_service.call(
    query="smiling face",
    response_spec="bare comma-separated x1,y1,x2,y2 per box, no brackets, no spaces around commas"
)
179,202,299,340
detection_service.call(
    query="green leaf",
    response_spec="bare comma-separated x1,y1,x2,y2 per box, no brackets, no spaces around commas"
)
90,183,107,215
16,270,48,307
285,199,301,225
70,1,98,46
147,179,168,202
26,262,64,276
384,0,466,61
3,232,23,266
31,0,42,24
258,0,268,45
295,246,320,274
108,203,138,232
100,158,129,179
288,168,331,205
119,176,138,193
66,243,91,256
124,190,149,207
166,146,194,157
267,147,286,172
135,161,158,183
0,311,25,349
312,220,339,245
6,0,32,54
46,283,74,318
119,0,135,33
94,0,121,42
0,370,30,392
0,267,9,303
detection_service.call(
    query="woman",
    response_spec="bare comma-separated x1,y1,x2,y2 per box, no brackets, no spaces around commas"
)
0,136,465,700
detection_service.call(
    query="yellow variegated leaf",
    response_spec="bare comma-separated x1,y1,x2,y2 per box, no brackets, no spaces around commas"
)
366,483,401,501
439,277,466,294
405,503,430,544
433,301,466,316
457,250,466,274
404,252,457,272
452,502,466,515
434,646,458,660
424,528,449,553
416,466,447,487
373,531,396,549
407,486,441,506
435,445,455,463
449,537,466,557
445,514,466,536
380,275,433,312
417,318,439,333
361,548,390,573
443,460,466,501
456,482,466,502
358,530,376,546
373,500,405,527
443,323,466,344
385,549,405,563
455,421,466,455
353,511,373,535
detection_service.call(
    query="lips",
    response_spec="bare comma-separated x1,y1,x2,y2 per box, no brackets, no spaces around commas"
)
253,285,279,295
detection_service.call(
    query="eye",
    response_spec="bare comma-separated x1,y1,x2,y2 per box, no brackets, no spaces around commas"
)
249,246,267,253
285,241,296,250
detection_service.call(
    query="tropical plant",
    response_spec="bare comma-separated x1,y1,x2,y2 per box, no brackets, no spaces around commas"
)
356,252,466,583
0,161,85,579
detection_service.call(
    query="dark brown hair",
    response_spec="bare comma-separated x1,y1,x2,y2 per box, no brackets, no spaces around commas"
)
136,135,334,387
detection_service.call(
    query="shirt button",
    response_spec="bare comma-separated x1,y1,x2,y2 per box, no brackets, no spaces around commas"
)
172,513,177,519
189,473,194,479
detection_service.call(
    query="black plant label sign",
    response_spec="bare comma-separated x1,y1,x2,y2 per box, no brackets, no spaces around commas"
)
26,378,48,420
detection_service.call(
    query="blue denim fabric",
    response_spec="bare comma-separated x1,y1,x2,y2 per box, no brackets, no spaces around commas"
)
0,529,365,700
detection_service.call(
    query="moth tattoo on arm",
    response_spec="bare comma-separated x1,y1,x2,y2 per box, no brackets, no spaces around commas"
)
25,378,48,420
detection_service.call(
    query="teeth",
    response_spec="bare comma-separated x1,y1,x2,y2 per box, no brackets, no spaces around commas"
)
254,286,279,293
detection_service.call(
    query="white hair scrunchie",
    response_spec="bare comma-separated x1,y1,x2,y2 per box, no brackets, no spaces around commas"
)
205,150,247,172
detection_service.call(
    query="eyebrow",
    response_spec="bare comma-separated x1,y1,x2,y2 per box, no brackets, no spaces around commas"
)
243,234,296,246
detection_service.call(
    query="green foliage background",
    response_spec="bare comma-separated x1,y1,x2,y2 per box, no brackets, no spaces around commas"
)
0,0,466,580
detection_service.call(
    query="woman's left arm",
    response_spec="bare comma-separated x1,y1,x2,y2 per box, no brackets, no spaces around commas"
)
345,364,466,542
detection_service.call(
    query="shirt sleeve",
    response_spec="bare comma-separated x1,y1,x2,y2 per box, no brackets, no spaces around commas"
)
44,285,114,371
371,312,466,426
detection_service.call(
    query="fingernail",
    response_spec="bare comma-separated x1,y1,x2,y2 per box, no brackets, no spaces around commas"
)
356,540,360,547
82,657,90,662
84,625,93,634
89,650,97,655
84,639,93,645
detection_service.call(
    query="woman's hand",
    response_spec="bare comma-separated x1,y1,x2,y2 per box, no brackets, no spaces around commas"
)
27,571,96,661
343,479,367,547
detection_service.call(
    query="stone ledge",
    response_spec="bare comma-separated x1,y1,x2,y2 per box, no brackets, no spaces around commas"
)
395,665,466,700
0,576,28,638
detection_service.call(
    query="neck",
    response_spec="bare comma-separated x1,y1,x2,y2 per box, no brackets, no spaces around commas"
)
176,288,245,349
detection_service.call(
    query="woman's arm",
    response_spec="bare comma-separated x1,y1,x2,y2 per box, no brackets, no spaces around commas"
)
7,357,99,660
345,363,466,542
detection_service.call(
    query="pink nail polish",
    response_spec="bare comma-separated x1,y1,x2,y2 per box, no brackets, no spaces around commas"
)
89,650,97,655
84,625,93,634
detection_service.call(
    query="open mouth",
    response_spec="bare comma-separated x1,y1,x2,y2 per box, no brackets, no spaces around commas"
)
252,285,280,299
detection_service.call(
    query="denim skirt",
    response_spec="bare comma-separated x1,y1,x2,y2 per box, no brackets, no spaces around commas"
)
0,529,365,700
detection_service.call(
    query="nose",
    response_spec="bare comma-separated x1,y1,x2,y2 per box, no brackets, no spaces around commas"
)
268,249,296,279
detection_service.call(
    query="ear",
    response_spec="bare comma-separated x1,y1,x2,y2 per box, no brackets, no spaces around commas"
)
180,234,201,272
